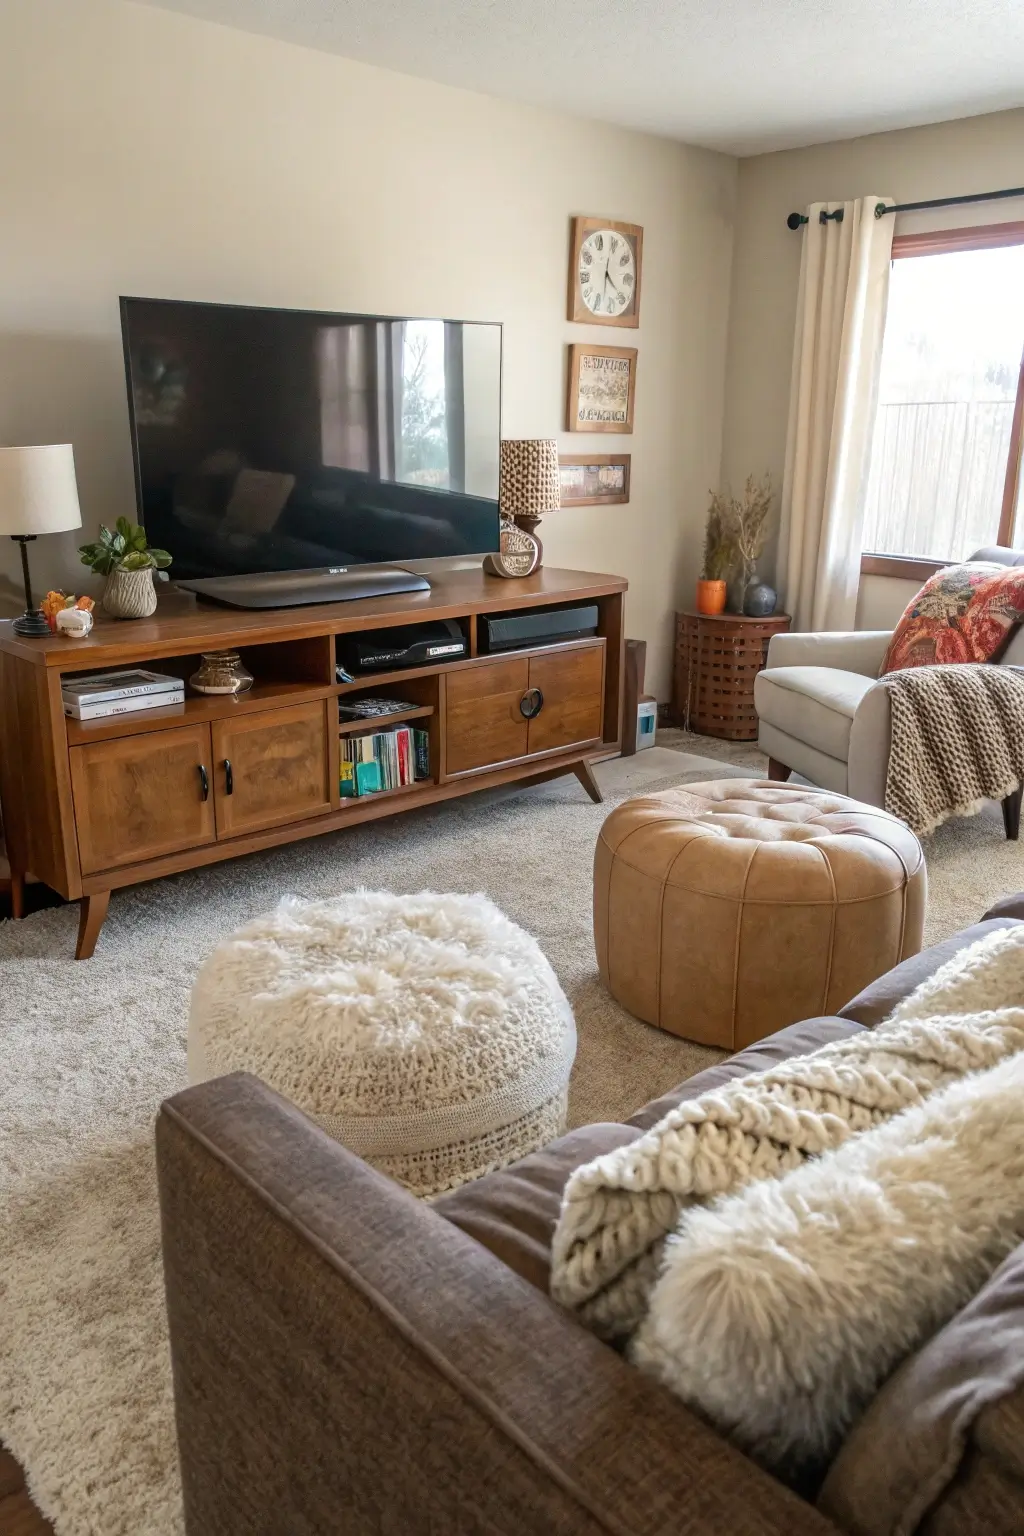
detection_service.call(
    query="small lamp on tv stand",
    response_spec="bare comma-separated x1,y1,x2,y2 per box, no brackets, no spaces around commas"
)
499,438,561,567
0,445,83,636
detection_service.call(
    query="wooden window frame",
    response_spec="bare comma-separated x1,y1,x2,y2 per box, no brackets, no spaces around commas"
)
861,221,1024,579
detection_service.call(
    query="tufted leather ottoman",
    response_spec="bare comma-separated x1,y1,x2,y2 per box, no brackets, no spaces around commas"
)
594,779,926,1047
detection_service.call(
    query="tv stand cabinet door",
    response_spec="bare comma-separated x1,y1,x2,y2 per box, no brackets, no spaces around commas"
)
444,656,530,775
211,701,332,839
70,723,217,874
527,644,605,756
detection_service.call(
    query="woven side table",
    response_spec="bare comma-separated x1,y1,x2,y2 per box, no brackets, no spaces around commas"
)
672,610,791,741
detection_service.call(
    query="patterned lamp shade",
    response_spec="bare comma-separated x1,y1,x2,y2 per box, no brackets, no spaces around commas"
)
499,439,561,518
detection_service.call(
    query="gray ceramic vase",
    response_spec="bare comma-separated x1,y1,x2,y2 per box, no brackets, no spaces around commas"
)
743,574,777,617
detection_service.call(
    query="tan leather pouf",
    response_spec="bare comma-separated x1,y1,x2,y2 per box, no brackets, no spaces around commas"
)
594,779,926,1048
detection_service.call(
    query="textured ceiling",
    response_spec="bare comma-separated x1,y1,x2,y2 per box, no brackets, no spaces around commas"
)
141,0,1024,155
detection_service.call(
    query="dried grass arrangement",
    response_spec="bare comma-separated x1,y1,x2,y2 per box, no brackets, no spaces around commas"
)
702,473,775,603
727,473,774,576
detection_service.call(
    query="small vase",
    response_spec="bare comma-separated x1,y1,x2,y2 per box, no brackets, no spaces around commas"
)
102,567,157,619
696,579,727,616
743,572,778,617
189,651,254,696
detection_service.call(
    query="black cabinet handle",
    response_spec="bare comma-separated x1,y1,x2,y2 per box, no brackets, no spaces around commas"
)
224,758,233,796
519,687,544,720
198,763,209,801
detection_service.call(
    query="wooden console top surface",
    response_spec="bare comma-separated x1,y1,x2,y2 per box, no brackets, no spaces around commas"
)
0,566,627,669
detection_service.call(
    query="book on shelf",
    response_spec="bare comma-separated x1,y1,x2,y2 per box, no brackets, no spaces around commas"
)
63,687,185,721
340,724,430,797
60,668,183,706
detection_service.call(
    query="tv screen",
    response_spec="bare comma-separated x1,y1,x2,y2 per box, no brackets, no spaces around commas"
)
120,298,502,582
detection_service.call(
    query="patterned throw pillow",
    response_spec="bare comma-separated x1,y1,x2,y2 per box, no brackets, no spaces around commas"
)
880,563,1024,674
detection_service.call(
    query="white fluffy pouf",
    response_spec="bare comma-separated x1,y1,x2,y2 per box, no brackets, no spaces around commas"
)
188,890,577,1197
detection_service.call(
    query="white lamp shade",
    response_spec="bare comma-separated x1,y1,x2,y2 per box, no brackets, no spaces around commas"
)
0,444,83,536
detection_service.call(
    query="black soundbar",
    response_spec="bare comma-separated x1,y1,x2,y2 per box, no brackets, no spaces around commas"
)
480,604,600,653
176,563,430,609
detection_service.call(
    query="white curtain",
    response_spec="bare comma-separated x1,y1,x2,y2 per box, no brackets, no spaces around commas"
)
778,196,895,631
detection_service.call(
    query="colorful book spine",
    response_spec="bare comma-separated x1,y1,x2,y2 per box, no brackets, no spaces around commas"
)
413,728,430,780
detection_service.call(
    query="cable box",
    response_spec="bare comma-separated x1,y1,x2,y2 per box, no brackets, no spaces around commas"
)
337,618,467,675
479,604,599,654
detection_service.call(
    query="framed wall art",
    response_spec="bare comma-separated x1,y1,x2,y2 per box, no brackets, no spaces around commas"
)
568,216,643,326
566,344,637,434
558,454,631,507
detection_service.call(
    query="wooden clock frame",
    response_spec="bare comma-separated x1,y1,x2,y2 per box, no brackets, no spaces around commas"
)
567,216,643,327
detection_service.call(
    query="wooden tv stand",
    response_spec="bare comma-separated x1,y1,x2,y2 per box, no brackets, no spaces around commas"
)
0,566,626,958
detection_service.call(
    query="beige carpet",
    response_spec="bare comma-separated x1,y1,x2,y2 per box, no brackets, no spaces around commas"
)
1,737,1022,1535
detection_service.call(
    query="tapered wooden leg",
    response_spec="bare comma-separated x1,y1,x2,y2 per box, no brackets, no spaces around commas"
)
1002,786,1022,841
9,871,25,919
76,889,110,960
767,758,792,782
574,759,604,804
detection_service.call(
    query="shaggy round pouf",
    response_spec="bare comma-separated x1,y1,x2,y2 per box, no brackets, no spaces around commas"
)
594,779,926,1050
188,890,576,1197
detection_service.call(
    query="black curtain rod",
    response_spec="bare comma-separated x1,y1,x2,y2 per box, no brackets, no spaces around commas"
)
786,185,1024,230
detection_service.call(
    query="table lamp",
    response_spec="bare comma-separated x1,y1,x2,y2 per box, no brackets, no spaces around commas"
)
499,438,561,563
0,444,83,636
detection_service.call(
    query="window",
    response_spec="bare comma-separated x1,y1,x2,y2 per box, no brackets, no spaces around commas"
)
861,225,1024,576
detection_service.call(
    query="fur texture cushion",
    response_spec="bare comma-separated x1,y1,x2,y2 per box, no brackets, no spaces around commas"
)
551,925,1024,1340
188,890,576,1197
630,1050,1024,1485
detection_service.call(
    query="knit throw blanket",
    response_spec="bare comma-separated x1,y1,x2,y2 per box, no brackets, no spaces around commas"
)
879,663,1024,835
550,924,1024,1341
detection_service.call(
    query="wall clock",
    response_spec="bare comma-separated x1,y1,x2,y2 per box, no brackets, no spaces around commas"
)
568,216,643,327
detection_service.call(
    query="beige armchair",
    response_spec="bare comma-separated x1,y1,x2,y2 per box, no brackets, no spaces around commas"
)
754,547,1024,838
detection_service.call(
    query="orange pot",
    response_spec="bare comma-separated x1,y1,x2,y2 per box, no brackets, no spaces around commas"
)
696,579,727,616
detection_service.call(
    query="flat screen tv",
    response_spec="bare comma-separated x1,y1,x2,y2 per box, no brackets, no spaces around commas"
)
119,297,503,607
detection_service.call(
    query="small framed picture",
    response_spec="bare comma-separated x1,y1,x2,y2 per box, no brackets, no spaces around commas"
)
559,454,631,507
566,344,637,434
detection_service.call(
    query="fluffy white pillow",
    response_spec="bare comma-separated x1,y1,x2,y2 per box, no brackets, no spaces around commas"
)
630,1050,1024,1484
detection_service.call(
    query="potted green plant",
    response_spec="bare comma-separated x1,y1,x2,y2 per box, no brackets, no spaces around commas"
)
79,518,172,619
696,496,734,614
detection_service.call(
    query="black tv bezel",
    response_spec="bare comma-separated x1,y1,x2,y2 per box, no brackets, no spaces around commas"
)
117,294,505,565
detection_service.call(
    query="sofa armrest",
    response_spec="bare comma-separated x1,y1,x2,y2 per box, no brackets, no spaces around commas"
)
765,630,891,677
157,1073,834,1536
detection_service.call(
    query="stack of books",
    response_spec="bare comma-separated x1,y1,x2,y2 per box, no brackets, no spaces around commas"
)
341,725,430,797
61,668,184,721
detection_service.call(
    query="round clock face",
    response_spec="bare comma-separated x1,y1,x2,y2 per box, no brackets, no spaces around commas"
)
578,229,635,318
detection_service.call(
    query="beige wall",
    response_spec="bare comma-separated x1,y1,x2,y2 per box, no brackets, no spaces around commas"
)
720,108,1024,629
0,0,737,697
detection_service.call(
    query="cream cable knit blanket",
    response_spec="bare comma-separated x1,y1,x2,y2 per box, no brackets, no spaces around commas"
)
880,664,1024,835
550,924,1024,1339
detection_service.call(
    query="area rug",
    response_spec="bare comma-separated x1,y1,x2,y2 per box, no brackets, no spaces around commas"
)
0,746,741,1536
2,738,1022,1536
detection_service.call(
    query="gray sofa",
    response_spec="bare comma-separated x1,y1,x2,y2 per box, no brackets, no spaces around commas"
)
157,895,1024,1535
755,546,1024,814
